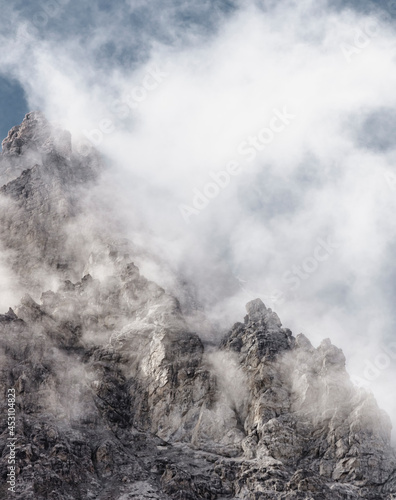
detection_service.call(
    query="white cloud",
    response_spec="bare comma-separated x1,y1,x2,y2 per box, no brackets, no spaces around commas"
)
1,0,396,426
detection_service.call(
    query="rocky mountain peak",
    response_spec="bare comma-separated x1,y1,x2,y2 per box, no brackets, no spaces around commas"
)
0,113,101,293
2,111,73,160
245,297,282,328
0,114,395,499
245,297,268,319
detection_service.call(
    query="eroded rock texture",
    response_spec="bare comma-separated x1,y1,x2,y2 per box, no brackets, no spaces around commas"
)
0,113,395,499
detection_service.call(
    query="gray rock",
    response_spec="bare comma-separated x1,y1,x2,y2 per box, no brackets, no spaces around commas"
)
0,114,395,499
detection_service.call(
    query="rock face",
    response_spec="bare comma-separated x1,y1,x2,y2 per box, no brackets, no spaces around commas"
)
0,113,395,499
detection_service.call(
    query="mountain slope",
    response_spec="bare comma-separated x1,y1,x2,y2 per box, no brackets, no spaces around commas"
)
0,113,395,500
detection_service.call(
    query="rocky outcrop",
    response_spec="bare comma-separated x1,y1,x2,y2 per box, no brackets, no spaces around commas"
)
221,299,396,496
0,111,100,292
0,114,395,499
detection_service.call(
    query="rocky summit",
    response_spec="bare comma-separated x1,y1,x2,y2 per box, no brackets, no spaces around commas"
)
0,113,395,499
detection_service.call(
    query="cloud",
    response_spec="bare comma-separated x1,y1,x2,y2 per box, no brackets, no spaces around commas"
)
1,0,396,427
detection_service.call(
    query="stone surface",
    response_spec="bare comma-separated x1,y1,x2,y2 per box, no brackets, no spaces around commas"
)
0,114,395,499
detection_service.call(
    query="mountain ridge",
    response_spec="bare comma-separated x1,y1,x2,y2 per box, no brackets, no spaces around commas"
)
0,112,395,499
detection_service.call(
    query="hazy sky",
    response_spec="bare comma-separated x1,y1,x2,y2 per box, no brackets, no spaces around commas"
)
1,0,396,429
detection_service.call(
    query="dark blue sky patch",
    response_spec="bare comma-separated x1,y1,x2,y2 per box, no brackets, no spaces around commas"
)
0,76,28,146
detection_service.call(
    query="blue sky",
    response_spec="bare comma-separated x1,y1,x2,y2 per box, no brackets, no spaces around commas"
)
0,77,27,142
1,0,396,424
0,0,237,140
0,0,394,141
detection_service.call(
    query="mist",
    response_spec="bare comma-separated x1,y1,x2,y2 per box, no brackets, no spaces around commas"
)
1,0,396,428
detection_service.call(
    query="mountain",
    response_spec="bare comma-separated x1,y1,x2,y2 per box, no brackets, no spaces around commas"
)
0,112,395,499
